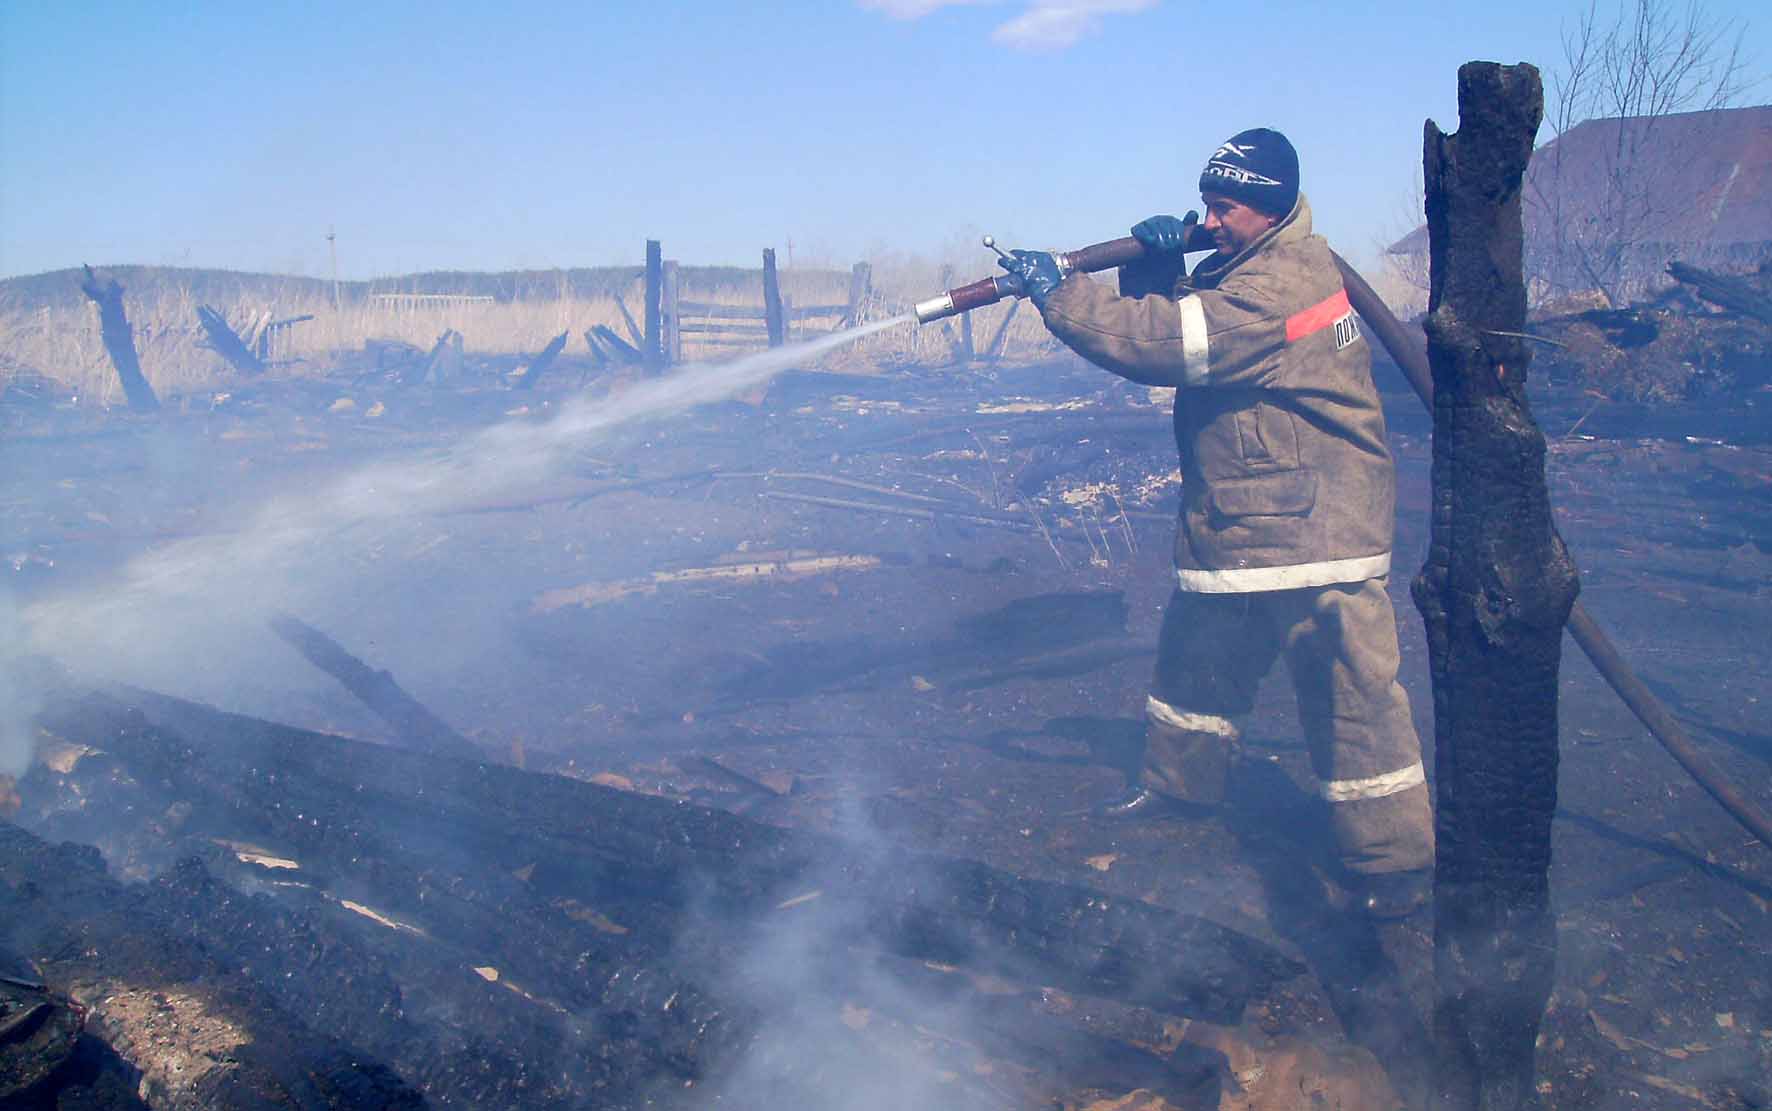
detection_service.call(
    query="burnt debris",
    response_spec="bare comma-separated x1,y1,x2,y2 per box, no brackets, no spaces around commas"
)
8,684,1306,1107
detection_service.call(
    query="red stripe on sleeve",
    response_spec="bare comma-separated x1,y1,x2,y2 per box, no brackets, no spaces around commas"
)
1285,288,1351,343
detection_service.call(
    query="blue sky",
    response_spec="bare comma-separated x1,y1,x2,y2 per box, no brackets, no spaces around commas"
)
2,0,1766,280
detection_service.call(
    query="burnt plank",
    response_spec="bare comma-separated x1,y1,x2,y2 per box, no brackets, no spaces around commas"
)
269,613,481,761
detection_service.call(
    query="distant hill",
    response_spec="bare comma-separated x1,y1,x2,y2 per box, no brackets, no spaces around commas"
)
0,262,844,311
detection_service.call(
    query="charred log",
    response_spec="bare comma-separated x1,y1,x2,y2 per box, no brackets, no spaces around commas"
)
77,266,159,412
268,613,481,761
195,305,267,375
1667,260,1772,327
0,822,423,1110
1412,62,1579,1111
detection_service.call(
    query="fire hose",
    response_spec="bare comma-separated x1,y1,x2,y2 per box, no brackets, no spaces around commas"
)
916,232,1772,853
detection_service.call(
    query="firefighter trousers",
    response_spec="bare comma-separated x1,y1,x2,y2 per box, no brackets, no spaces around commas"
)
1139,576,1434,876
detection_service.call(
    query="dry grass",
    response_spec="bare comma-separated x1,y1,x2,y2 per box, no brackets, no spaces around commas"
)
0,257,1070,405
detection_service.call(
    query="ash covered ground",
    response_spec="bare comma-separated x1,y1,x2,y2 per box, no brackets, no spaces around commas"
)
1,344,1768,1109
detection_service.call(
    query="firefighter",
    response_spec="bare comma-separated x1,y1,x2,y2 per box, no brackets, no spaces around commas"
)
998,128,1433,918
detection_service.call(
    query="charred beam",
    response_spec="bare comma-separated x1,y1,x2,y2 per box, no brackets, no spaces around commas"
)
194,304,267,375
1412,62,1578,1111
592,323,643,364
268,613,481,761
77,266,159,411
414,327,463,385
514,330,568,390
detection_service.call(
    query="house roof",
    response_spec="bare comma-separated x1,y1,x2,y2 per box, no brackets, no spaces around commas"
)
1388,104,1772,254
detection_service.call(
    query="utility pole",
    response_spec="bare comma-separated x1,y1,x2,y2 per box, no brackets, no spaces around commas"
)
785,235,793,269
326,226,340,311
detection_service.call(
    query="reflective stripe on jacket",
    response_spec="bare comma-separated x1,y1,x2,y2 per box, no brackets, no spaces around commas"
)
1039,196,1396,593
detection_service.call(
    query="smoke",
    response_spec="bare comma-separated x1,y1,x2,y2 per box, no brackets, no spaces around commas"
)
9,317,909,753
0,591,42,778
694,797,998,1110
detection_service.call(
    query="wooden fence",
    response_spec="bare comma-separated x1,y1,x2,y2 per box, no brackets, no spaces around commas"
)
625,240,872,372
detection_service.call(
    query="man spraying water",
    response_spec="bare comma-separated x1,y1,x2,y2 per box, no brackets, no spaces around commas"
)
997,129,1435,919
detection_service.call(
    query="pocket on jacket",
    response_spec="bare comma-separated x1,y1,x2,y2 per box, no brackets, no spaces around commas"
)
1208,471,1317,522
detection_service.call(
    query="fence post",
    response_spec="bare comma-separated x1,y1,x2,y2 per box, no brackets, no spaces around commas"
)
644,239,663,373
845,262,872,325
762,248,785,348
662,260,681,366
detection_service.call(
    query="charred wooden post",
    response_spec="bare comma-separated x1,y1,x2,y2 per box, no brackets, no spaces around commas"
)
662,259,682,365
960,300,977,361
845,261,873,325
1411,62,1579,1111
515,330,568,390
268,613,481,762
77,266,159,411
195,304,267,375
762,248,786,347
644,239,664,373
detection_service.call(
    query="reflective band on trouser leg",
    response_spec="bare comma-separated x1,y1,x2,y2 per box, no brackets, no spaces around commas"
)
1177,295,1209,386
1141,696,1236,805
1145,696,1237,737
1319,760,1425,803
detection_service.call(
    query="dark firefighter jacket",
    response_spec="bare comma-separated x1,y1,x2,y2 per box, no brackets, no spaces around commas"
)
1039,195,1396,593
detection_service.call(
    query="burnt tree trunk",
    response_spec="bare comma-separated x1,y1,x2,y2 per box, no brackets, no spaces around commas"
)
1412,62,1579,1111
77,266,159,411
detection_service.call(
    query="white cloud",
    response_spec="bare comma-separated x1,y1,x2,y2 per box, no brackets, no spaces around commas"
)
857,0,993,19
991,0,1158,50
857,0,1157,49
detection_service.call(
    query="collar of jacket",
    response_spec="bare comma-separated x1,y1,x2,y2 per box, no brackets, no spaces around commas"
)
1192,194,1312,286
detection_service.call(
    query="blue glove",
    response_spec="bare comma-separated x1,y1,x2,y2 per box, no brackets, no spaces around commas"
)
998,249,1064,306
1131,211,1199,253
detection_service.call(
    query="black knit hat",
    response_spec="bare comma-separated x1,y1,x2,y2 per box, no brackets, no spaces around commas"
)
1199,128,1299,217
